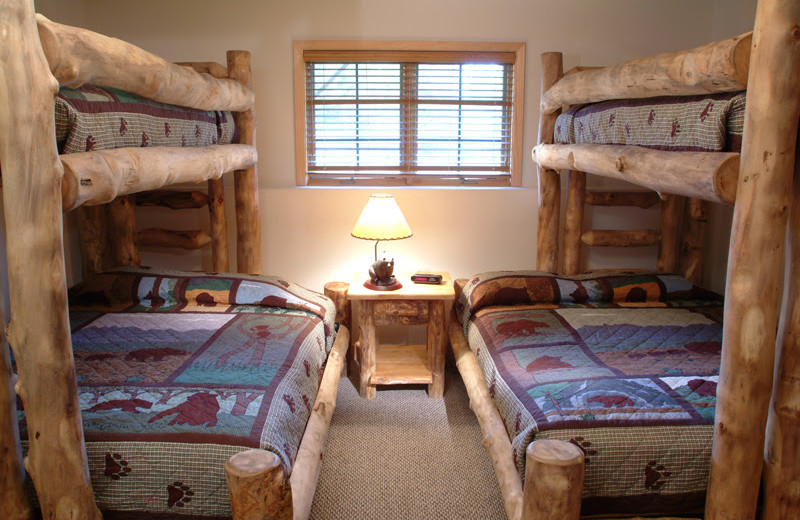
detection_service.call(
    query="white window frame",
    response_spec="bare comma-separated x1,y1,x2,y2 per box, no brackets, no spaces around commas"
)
293,40,526,187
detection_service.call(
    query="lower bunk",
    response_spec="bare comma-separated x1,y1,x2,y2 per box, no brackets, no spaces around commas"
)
451,271,722,519
15,268,348,519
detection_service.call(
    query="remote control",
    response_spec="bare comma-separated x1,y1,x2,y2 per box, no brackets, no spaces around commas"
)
411,272,443,284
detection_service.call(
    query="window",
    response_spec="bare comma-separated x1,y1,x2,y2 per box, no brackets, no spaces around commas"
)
293,41,525,186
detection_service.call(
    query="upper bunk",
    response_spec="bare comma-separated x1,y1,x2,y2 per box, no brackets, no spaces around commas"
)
532,32,751,206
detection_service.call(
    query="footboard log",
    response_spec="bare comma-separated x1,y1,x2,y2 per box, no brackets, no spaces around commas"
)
532,144,739,205
226,450,292,520
450,320,523,520
290,325,349,520
523,440,584,520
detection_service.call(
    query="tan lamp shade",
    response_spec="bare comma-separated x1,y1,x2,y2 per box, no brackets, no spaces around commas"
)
351,194,413,241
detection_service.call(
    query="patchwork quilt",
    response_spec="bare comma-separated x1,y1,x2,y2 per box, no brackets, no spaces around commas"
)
457,271,722,516
554,91,746,152
18,268,336,518
56,85,237,154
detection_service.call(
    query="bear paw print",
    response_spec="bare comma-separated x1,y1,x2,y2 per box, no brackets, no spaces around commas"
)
644,460,672,490
167,481,195,508
568,437,598,464
104,453,132,480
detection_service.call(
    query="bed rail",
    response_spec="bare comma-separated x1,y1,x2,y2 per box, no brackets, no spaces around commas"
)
60,144,258,211
540,32,751,115
36,15,254,112
532,144,739,204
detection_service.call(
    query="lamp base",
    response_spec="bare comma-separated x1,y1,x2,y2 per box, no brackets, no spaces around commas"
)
363,279,403,291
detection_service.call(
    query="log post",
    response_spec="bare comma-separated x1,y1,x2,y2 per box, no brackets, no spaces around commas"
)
679,198,708,285
225,450,292,520
536,52,563,273
106,195,141,268
0,0,101,517
522,440,584,520
358,300,377,399
656,194,683,274
427,300,446,398
0,298,30,519
450,321,523,520
705,1,800,518
323,282,351,331
77,205,108,278
290,325,349,520
562,171,586,275
227,51,262,274
208,178,230,272
762,143,800,519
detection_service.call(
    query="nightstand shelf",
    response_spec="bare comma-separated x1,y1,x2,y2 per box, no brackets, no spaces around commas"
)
371,344,432,385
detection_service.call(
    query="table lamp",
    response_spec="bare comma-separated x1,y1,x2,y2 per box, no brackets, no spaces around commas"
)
351,194,413,291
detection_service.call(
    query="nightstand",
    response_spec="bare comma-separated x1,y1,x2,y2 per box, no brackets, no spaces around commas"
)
347,271,454,399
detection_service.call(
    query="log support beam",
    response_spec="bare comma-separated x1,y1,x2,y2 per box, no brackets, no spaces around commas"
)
536,52,563,273
532,144,739,205
0,0,100,517
679,198,708,285
706,1,800,517
228,51,262,274
762,138,800,519
656,194,683,274
562,171,586,275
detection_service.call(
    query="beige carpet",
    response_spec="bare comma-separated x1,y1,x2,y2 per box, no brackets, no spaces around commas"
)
310,367,507,519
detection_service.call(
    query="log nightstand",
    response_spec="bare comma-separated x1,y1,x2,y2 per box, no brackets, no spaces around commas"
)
346,271,454,399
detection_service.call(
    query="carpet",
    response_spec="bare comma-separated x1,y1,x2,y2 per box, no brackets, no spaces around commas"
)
309,367,507,519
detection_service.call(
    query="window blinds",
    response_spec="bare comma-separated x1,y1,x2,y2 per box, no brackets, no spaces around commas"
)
304,54,515,183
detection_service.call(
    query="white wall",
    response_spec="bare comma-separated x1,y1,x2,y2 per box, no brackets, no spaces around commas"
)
35,0,759,292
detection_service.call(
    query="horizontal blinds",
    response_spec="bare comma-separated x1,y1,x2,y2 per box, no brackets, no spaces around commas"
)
305,55,514,179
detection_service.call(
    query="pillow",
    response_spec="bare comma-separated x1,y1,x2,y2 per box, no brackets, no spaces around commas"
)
455,270,719,324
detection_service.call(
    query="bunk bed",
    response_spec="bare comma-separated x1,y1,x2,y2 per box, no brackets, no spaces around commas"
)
0,2,350,519
450,0,800,519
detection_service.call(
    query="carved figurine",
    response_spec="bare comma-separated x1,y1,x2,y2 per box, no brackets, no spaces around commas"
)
369,257,396,286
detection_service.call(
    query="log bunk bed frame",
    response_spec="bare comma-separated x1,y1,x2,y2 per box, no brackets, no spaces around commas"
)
0,1,349,519
450,0,800,519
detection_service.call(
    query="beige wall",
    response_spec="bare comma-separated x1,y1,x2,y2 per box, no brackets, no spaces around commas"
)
35,0,758,292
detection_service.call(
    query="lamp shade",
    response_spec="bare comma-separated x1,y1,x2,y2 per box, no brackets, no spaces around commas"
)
351,194,413,241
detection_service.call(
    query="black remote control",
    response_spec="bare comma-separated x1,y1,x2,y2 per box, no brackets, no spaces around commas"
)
411,272,443,284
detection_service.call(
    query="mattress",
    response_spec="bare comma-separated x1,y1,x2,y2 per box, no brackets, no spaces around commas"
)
456,271,722,517
554,91,746,152
55,85,237,154
18,268,335,518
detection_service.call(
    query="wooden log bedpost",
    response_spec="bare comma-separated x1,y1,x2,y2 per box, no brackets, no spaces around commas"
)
227,51,262,275
705,0,800,518
536,52,563,273
226,450,293,520
679,198,708,285
0,296,30,518
208,178,231,272
562,170,586,275
656,194,682,274
0,0,101,518
762,142,800,519
522,440,584,520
